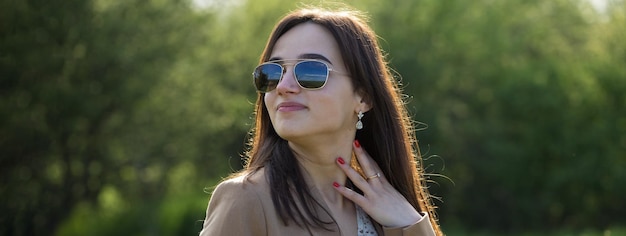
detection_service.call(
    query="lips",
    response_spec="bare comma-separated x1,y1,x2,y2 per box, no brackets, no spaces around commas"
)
277,102,307,112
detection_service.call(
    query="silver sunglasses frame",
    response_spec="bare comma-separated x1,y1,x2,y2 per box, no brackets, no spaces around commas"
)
252,59,346,93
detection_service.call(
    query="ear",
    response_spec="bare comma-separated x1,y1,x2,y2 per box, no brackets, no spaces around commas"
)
354,90,372,113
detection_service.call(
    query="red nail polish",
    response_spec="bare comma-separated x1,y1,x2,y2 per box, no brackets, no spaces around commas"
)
333,182,340,188
354,140,361,148
337,157,345,165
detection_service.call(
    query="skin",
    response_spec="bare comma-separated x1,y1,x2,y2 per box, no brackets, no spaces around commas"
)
264,22,422,233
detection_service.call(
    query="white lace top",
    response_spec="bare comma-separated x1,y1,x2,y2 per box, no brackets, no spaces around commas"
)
356,205,378,236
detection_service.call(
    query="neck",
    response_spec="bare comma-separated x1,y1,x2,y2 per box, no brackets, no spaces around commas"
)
288,136,354,205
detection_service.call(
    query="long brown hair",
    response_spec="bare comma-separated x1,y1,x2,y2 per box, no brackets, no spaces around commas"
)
241,7,442,235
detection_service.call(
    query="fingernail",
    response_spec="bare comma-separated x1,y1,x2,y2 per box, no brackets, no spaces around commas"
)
337,157,345,165
333,182,340,188
354,140,361,148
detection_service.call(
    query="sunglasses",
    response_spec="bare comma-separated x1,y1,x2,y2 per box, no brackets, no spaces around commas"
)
253,59,344,93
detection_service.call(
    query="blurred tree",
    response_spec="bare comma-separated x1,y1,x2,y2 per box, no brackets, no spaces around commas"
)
1,1,102,234
364,0,626,232
0,0,215,234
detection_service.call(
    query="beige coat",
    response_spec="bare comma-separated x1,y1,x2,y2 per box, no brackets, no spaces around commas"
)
200,168,436,236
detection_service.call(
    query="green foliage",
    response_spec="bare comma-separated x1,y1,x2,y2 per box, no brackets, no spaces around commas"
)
55,187,209,236
1,0,624,235
365,0,626,232
1,0,238,234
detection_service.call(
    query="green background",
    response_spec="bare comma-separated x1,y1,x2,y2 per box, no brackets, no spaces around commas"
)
1,0,624,235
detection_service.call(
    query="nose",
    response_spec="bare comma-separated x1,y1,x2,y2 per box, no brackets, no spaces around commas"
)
275,65,301,94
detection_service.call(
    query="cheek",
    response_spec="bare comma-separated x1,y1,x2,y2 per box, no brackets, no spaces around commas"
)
314,93,355,120
263,94,275,110
262,94,277,121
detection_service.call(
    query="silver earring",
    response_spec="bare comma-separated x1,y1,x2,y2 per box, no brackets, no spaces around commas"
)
356,111,364,130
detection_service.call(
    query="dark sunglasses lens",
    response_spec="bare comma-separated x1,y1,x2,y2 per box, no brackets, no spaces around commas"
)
294,61,328,89
254,64,282,92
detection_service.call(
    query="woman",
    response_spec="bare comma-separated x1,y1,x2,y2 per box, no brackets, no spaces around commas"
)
201,7,443,236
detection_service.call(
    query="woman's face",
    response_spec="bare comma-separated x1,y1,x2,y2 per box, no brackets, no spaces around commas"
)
264,22,366,144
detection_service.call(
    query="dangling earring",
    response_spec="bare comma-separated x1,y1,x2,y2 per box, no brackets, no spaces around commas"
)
356,111,364,130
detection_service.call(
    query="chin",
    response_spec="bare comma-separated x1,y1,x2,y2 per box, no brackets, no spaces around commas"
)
274,129,302,141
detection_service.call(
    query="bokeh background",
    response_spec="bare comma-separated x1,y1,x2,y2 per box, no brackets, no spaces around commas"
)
1,0,625,235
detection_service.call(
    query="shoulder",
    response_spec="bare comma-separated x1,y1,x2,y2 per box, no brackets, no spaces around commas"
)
216,169,267,192
208,168,270,209
200,169,270,236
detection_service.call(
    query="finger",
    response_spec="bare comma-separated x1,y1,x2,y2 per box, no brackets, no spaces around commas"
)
332,181,369,206
353,140,385,182
336,157,373,192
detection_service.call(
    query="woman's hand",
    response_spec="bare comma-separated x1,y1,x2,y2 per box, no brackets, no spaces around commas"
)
333,140,423,228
